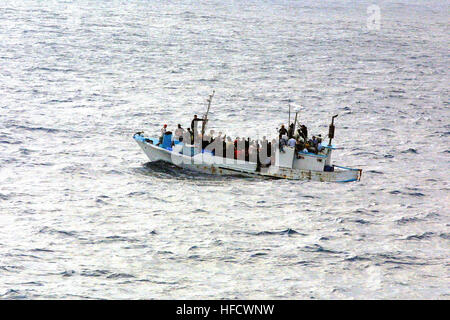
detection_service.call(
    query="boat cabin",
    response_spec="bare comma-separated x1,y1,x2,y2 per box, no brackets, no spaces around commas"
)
275,145,334,171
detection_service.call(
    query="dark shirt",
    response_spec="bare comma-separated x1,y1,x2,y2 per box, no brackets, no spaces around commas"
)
301,125,308,139
191,118,205,132
288,124,295,138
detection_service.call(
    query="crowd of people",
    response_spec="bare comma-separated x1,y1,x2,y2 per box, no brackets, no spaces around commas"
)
157,115,325,165
278,123,324,154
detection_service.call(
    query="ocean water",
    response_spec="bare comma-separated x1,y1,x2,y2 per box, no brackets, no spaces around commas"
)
0,0,448,299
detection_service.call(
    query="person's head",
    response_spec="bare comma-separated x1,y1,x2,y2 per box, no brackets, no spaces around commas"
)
163,124,167,128
187,128,191,132
178,124,181,128
281,124,285,128
194,115,198,119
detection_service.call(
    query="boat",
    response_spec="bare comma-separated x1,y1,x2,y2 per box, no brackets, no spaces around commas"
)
133,94,362,182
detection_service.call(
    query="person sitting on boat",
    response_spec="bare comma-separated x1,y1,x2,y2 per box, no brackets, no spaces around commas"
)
308,136,319,154
317,134,322,144
174,124,184,141
316,134,324,152
295,139,304,154
279,125,288,139
287,136,296,148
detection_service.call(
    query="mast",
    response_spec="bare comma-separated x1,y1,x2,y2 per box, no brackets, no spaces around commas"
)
293,111,298,134
201,90,215,136
288,101,291,126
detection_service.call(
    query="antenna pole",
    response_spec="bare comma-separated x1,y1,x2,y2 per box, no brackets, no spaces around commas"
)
293,111,298,134
288,101,291,125
201,90,215,136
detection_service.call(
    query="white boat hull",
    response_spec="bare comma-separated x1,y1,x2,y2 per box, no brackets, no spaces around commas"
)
134,135,362,182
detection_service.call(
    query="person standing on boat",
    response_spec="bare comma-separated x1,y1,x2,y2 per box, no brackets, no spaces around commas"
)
185,128,193,144
288,123,295,138
174,124,184,141
280,134,288,153
258,136,270,166
279,124,288,139
226,137,234,159
300,124,308,140
158,124,167,145
191,115,205,133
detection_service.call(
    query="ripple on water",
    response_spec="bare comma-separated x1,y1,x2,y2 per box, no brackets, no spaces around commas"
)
404,232,435,240
242,228,304,236
106,273,136,279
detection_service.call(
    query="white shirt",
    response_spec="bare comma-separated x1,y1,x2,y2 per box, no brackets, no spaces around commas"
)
288,138,296,147
175,128,184,137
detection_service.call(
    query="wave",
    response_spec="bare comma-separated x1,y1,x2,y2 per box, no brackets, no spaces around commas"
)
367,170,384,174
404,232,435,240
8,124,61,133
0,193,9,200
0,289,28,299
401,148,418,154
106,273,136,279
344,253,428,266
0,139,22,145
80,269,110,277
39,227,78,238
396,217,421,225
61,270,76,277
345,255,372,262
253,228,303,236
303,244,341,254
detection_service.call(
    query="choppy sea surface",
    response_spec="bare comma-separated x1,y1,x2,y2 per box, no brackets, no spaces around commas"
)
0,0,449,299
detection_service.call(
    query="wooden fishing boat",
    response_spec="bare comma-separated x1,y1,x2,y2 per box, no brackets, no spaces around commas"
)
134,93,362,182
